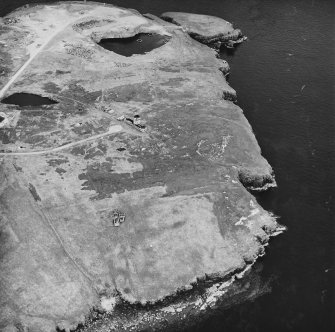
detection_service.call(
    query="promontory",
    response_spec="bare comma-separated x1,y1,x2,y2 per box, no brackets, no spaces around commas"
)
0,2,284,331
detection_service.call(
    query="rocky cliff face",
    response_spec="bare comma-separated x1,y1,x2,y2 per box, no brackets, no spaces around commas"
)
0,2,284,331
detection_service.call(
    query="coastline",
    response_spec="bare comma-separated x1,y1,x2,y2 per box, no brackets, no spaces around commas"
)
0,2,285,331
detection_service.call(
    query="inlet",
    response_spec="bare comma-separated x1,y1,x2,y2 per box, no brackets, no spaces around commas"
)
97,33,170,57
1,93,58,107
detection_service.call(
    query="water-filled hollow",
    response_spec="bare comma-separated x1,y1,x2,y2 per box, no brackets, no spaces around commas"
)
97,33,170,57
1,93,58,106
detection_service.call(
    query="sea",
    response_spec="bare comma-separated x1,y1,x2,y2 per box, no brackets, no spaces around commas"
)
1,0,334,331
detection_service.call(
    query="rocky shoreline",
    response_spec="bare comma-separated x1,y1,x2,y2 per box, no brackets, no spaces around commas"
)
75,224,285,332
160,12,247,49
0,2,284,331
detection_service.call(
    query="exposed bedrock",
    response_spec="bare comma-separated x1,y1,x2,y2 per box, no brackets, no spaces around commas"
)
160,12,246,47
238,167,277,191
76,263,275,332
219,60,230,76
0,2,283,331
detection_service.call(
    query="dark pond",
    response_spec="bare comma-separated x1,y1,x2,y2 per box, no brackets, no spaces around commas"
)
0,92,58,106
0,1,334,332
98,33,169,56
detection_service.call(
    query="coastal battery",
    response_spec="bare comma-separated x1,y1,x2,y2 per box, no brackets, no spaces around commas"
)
0,2,284,331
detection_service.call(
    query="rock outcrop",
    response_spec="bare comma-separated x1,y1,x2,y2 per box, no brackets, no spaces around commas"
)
160,12,247,47
0,2,283,331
